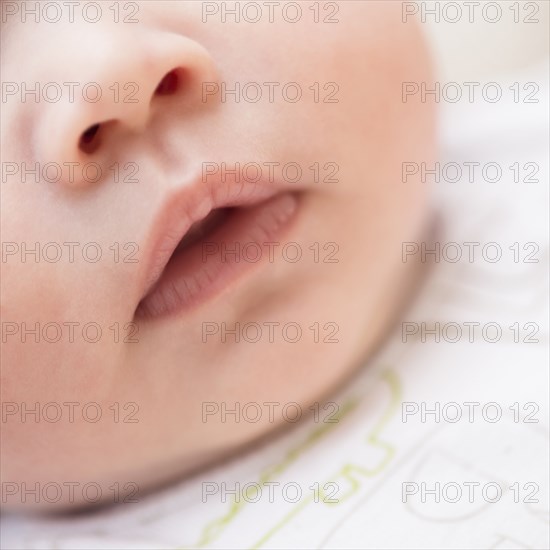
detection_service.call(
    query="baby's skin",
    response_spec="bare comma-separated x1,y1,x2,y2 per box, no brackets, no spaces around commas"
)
0,1,435,510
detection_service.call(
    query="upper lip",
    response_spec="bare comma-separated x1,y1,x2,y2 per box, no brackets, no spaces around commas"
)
137,175,296,305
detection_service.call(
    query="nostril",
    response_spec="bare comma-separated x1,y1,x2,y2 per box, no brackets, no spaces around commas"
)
79,123,101,154
155,70,179,96
77,70,181,155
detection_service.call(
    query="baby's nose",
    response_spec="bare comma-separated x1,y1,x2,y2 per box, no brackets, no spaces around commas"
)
40,28,217,172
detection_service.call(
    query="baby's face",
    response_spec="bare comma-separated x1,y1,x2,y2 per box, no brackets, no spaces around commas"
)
1,1,434,509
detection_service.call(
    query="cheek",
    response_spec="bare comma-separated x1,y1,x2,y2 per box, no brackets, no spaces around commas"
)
0,242,136,378
0,327,126,494
0,324,120,411
0,175,151,349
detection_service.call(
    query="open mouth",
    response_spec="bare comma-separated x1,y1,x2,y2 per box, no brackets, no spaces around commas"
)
172,207,232,254
136,192,299,319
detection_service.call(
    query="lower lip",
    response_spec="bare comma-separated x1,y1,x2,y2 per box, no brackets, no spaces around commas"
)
136,192,300,319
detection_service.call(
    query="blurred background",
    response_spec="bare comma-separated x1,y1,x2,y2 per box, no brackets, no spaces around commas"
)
421,0,549,79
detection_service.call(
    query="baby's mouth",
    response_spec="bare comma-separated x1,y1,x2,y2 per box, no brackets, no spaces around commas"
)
135,192,299,319
172,208,231,254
